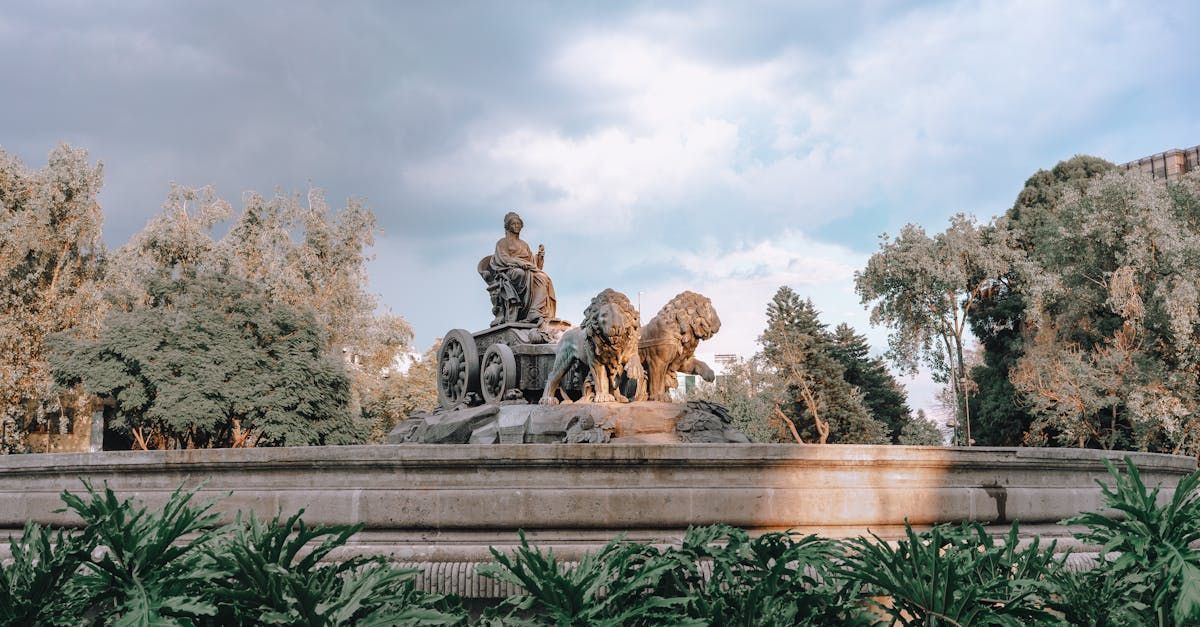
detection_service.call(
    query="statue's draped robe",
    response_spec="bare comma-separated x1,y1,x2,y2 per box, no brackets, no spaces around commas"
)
489,235,556,323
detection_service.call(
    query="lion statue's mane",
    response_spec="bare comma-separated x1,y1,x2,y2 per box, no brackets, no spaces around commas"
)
638,291,721,402
540,288,643,404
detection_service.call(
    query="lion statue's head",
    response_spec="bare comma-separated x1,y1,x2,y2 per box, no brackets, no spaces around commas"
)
581,288,641,346
647,291,720,350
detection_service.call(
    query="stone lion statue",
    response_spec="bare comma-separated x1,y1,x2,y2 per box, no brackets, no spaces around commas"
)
638,291,721,402
540,288,643,405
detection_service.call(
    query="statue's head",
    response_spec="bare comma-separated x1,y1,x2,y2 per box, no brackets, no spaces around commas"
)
582,288,640,341
504,212,523,234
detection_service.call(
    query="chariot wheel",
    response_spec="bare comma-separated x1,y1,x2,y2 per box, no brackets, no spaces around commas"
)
437,329,480,409
480,343,518,405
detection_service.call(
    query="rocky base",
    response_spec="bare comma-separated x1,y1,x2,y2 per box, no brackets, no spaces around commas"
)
388,400,750,444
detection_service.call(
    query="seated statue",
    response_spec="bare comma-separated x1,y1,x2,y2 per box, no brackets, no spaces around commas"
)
479,212,557,327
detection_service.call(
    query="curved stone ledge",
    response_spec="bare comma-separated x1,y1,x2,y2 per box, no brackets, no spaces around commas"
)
0,444,1193,569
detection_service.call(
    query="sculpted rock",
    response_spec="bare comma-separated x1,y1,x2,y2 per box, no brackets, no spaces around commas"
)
677,400,750,443
540,288,643,405
388,404,500,444
387,400,749,444
638,291,721,402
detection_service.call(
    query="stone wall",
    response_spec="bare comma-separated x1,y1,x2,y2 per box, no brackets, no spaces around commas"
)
0,444,1193,597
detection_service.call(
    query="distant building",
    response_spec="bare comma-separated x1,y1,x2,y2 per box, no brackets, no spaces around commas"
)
1121,144,1200,181
714,354,738,367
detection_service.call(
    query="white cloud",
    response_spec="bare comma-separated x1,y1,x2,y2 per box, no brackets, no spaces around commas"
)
396,0,1187,418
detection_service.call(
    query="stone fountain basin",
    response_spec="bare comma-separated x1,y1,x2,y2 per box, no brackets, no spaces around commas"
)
1,444,1192,597
1,444,1191,551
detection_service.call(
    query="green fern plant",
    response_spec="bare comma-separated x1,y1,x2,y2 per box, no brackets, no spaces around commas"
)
842,521,1062,626
478,530,698,626
205,509,464,626
0,521,90,627
1048,563,1151,627
59,481,226,626
670,524,871,626
1061,458,1200,626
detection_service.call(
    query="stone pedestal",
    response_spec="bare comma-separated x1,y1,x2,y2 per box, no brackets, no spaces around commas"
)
388,400,750,445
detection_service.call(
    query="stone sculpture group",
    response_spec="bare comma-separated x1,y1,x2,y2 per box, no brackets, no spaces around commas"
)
390,212,747,444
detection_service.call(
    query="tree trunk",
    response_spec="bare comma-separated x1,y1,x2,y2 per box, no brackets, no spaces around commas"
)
954,333,971,446
131,426,148,451
772,405,804,444
795,378,829,444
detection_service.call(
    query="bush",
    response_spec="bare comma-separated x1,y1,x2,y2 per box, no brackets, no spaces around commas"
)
842,522,1061,626
1059,458,1200,626
0,483,462,627
206,510,463,626
670,524,870,625
478,531,697,626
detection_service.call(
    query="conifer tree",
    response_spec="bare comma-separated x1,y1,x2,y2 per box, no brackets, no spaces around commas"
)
828,323,914,443
760,287,888,444
898,409,945,445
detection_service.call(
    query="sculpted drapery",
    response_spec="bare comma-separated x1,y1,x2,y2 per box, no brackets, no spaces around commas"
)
480,212,556,326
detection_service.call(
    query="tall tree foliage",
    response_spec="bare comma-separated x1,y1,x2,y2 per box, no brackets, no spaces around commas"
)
103,184,411,430
0,145,105,452
362,340,440,443
107,184,404,354
898,409,945,446
50,274,362,449
828,323,914,443
856,214,1010,445
968,155,1115,445
760,288,888,444
1008,169,1200,454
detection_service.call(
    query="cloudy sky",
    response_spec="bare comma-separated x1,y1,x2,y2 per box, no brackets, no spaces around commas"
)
2,1,1197,417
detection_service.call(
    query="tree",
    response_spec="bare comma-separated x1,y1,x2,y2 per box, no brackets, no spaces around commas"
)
898,409,944,446
687,355,787,443
362,339,440,442
49,273,363,449
856,214,1010,446
1008,169,1200,454
828,323,914,443
967,155,1115,445
105,184,411,419
0,145,105,452
760,287,888,444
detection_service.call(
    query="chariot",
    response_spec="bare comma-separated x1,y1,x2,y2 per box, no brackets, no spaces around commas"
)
436,321,580,409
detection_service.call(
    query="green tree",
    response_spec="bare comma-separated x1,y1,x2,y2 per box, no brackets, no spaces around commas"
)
898,409,945,445
968,155,1115,445
0,145,105,451
686,355,786,443
1008,169,1200,454
828,323,913,443
856,214,1010,446
760,287,888,444
362,339,441,442
106,184,412,422
49,273,363,449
